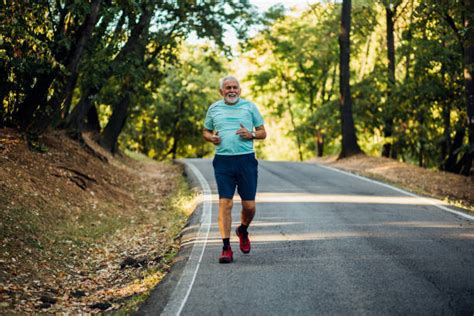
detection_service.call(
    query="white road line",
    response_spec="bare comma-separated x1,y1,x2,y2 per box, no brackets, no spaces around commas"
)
161,162,212,316
317,164,474,221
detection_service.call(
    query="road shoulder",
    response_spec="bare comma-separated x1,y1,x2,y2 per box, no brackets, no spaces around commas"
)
309,154,473,212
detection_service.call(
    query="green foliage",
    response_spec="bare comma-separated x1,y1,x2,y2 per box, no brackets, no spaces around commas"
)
242,3,341,160
237,0,470,172
1,0,470,174
120,44,226,159
1,0,256,150
390,0,467,167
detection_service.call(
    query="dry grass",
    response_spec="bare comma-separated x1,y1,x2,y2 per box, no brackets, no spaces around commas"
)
310,154,473,211
0,128,195,314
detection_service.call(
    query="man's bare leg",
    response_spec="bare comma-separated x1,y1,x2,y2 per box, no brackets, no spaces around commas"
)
218,198,234,263
241,200,256,226
236,200,255,254
218,198,233,238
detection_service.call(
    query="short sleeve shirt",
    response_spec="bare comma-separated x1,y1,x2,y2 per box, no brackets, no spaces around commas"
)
204,98,264,155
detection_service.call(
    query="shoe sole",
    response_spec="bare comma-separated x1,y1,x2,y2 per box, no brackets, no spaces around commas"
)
219,257,233,264
236,228,251,254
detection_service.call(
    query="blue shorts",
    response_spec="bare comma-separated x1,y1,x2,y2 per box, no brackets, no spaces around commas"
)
213,153,259,200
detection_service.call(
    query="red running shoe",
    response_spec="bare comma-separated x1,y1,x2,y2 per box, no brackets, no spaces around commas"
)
236,227,251,254
219,247,233,263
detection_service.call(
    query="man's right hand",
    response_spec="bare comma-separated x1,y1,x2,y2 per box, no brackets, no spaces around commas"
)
210,131,221,145
203,128,221,145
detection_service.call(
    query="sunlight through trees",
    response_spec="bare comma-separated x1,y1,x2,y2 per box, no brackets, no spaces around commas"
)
1,0,472,175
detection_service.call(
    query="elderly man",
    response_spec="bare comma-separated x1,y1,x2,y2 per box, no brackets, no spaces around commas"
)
203,75,267,263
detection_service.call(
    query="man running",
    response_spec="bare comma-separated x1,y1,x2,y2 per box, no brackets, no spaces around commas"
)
203,75,267,263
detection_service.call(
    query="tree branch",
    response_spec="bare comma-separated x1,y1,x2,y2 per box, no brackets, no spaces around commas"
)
444,12,463,43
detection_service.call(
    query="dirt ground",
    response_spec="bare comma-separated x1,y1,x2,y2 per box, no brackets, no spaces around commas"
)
0,128,192,314
310,155,473,211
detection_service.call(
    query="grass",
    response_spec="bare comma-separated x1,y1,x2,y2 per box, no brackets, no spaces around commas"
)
123,149,157,163
0,188,44,253
1,131,200,314
111,168,197,315
340,168,474,212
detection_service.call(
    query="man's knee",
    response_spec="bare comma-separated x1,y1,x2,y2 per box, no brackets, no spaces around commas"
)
219,198,233,211
241,200,256,212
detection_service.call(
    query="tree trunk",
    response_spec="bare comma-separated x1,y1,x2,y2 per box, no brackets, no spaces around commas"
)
51,0,102,120
320,67,329,103
338,0,362,158
462,0,474,175
16,71,57,131
358,32,372,81
327,63,338,103
65,6,153,135
164,97,185,158
141,121,149,155
65,86,100,138
100,92,130,153
444,119,465,173
279,72,304,161
97,5,153,154
418,111,424,167
24,0,102,137
441,101,451,170
315,130,325,157
61,73,79,121
404,0,414,81
287,99,303,161
84,104,101,134
314,66,329,105
170,137,178,160
382,2,397,158
439,50,453,171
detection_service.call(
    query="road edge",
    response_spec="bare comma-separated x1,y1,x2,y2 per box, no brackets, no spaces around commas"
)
315,163,474,221
135,160,211,315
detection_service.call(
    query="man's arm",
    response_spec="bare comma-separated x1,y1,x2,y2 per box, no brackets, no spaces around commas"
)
236,124,267,140
254,125,267,140
203,128,221,144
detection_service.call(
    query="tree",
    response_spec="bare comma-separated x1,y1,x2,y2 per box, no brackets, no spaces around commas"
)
338,0,363,158
121,44,226,159
242,4,341,160
1,1,256,154
461,0,474,175
5,0,101,139
381,0,401,158
428,0,473,174
68,1,255,153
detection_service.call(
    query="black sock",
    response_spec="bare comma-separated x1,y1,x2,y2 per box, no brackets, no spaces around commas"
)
239,224,248,234
223,238,230,249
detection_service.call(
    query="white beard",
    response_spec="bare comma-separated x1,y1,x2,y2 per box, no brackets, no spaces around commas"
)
224,95,239,104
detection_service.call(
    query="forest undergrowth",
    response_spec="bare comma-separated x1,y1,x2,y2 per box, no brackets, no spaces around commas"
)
311,155,473,211
0,128,195,314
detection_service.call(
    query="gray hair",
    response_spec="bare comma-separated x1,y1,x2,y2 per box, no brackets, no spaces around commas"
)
219,76,240,89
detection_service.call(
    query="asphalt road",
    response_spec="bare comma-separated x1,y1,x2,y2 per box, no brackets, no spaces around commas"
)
138,159,474,315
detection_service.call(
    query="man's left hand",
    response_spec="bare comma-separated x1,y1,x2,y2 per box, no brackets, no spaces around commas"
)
236,123,252,139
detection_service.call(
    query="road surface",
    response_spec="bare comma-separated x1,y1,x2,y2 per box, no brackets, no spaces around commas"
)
138,159,474,315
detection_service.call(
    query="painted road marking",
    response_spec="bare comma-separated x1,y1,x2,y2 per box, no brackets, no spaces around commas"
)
317,164,474,221
161,162,212,316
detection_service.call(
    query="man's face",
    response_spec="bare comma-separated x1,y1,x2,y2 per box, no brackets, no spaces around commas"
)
220,80,241,105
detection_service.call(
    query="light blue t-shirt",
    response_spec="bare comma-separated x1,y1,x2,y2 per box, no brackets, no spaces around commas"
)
204,98,264,155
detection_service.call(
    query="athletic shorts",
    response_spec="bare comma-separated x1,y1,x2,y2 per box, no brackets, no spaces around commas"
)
213,153,258,200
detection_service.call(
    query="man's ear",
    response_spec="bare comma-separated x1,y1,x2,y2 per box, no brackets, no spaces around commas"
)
219,89,224,96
